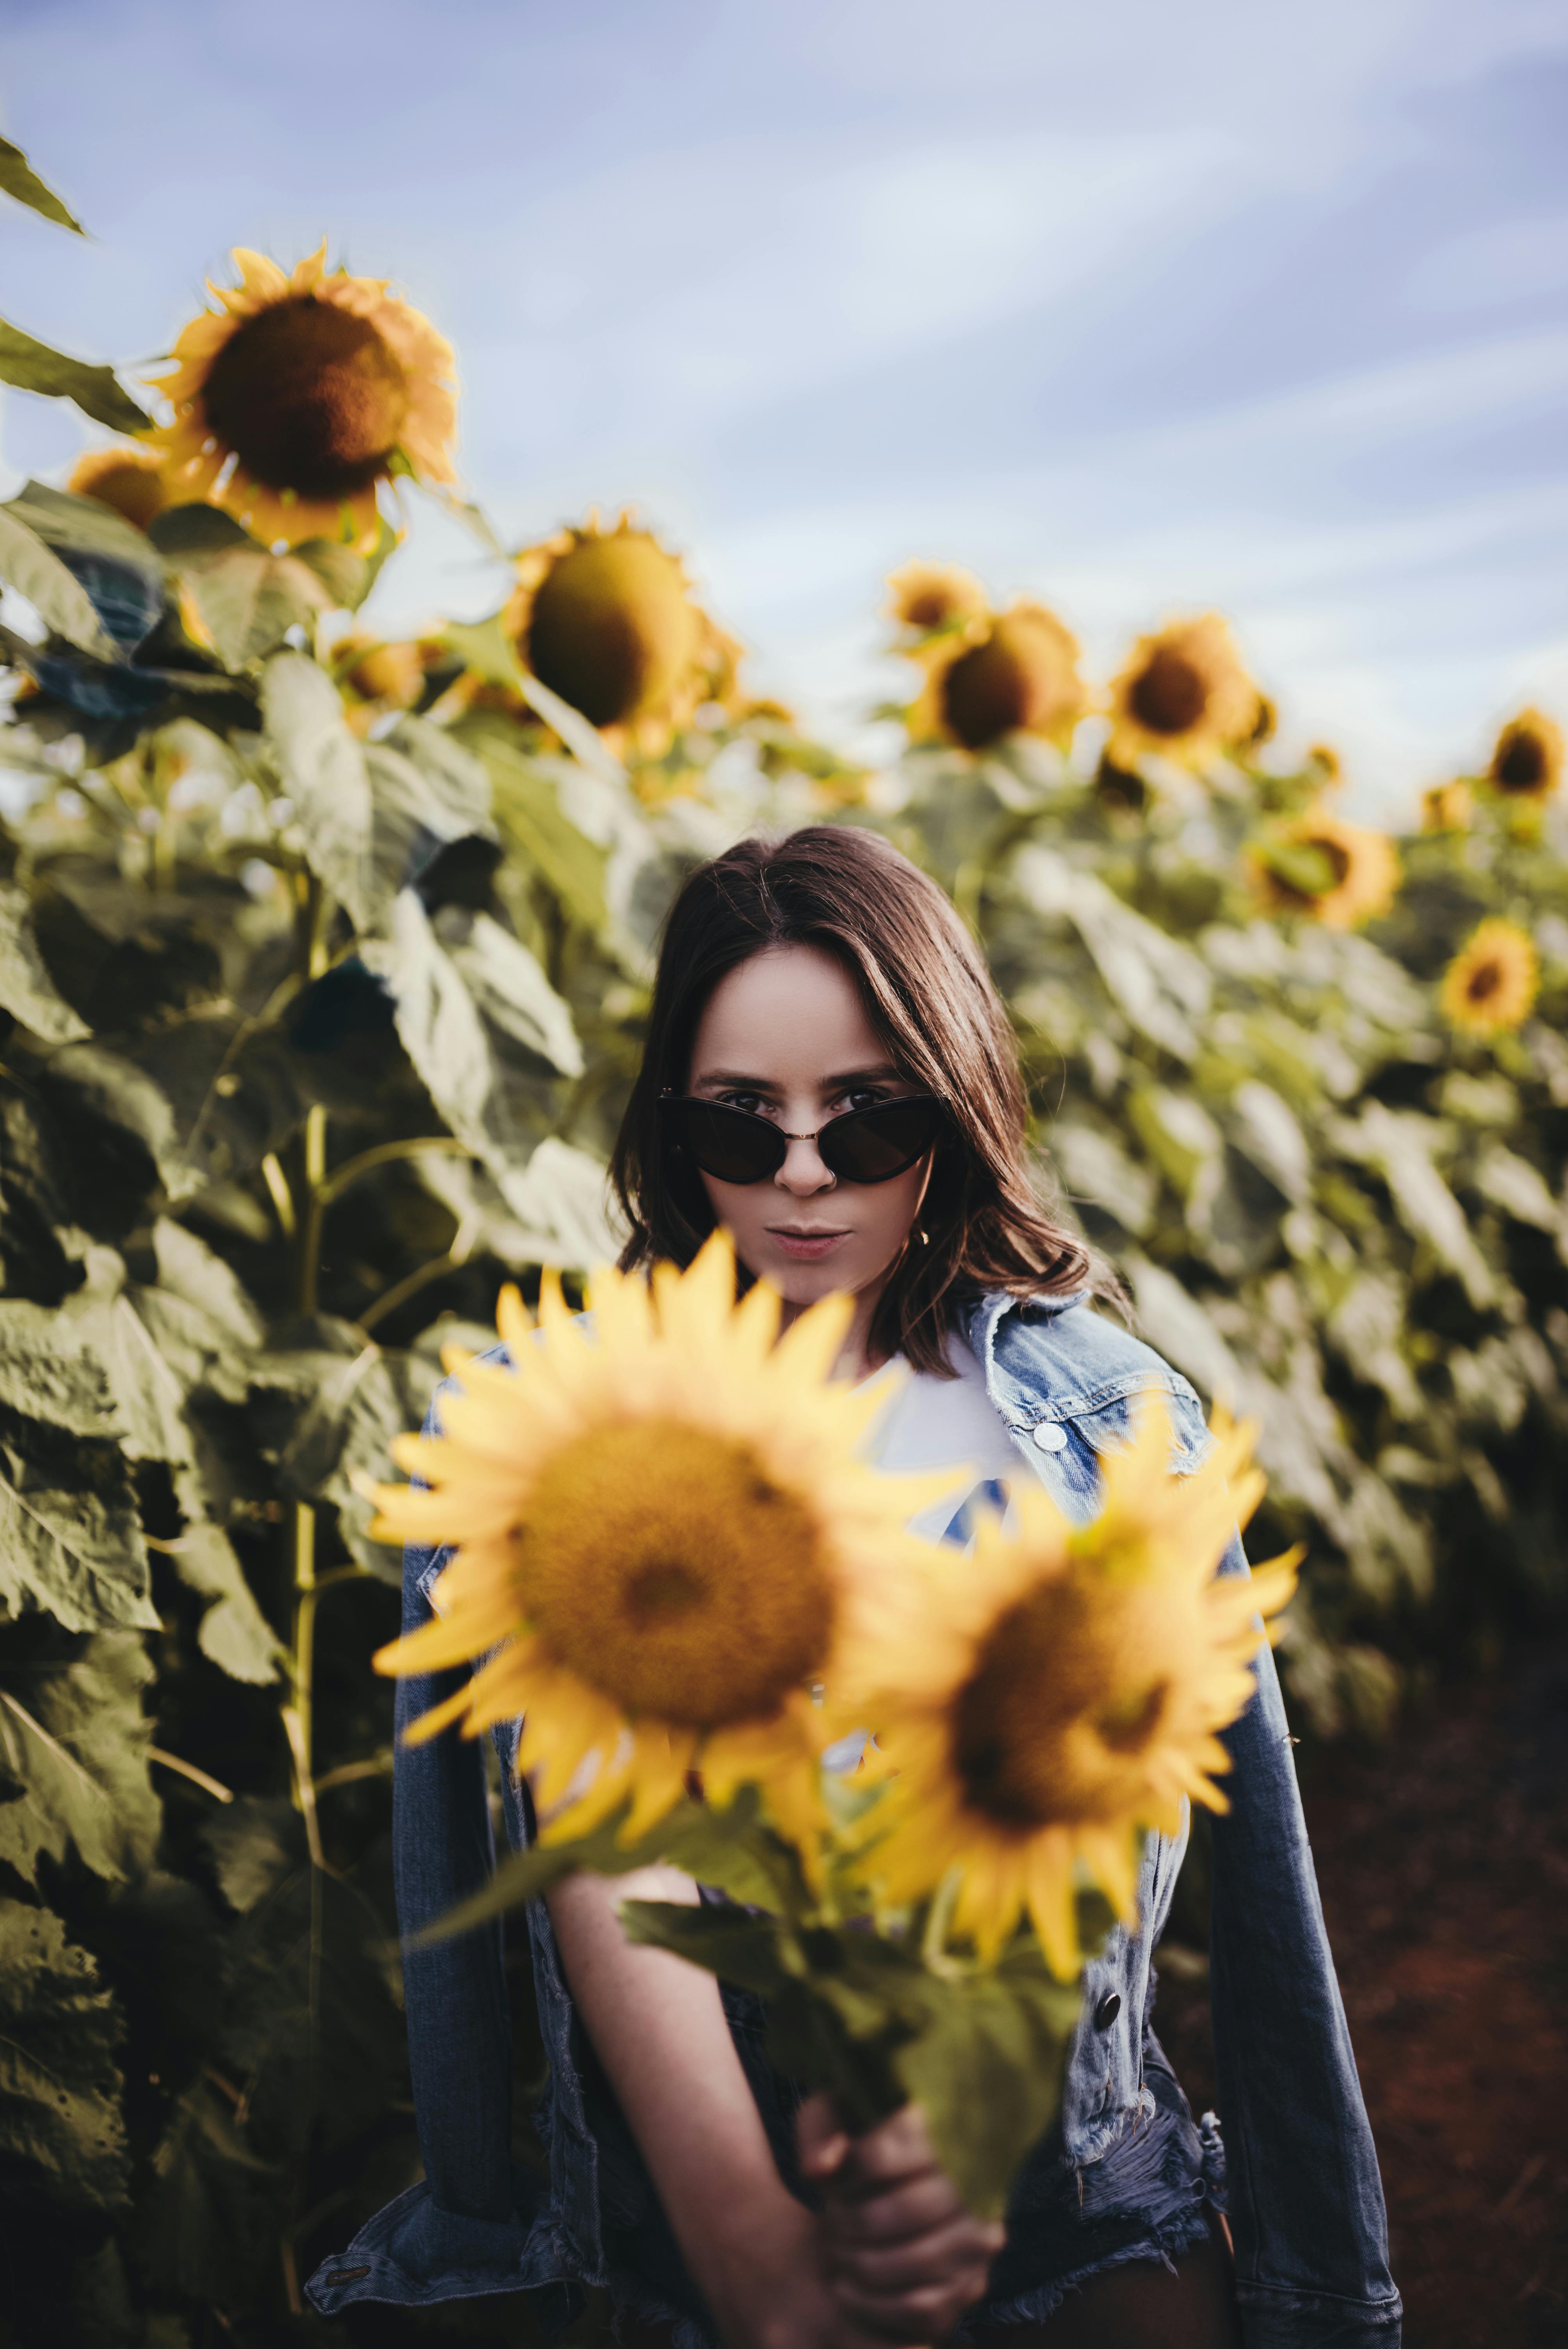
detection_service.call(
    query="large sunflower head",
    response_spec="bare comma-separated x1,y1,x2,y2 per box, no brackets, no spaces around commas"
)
845,1401,1295,1975
67,444,170,533
910,600,1086,754
371,1232,955,1848
885,560,988,638
1107,613,1259,771
145,245,456,552
1440,919,1539,1036
1486,708,1563,804
501,513,731,749
1251,804,1400,930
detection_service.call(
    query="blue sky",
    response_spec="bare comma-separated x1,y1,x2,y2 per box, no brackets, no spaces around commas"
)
4,0,1567,811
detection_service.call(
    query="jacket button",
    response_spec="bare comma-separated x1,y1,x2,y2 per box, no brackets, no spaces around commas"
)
1094,1992,1121,2029
1032,1422,1067,1453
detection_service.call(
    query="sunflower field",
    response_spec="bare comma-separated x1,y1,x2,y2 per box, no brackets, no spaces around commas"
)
2,147,1567,2348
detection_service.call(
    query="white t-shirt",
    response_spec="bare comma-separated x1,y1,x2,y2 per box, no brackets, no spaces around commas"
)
857,1330,1023,1545
823,1333,1022,1775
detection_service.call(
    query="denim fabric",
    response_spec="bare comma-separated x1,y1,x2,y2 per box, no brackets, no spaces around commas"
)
305,1293,1401,2345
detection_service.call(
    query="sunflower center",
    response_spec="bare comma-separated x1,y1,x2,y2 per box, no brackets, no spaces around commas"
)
526,535,698,727
518,1419,834,1728
951,1579,1172,1829
1494,733,1547,793
202,298,409,499
1128,649,1208,737
941,616,1071,751
903,585,958,629
1466,960,1503,1004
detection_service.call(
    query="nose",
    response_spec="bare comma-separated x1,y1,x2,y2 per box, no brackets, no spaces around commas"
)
775,1133,835,1195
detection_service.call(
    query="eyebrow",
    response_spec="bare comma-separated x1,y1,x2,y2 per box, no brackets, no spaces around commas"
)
693,1063,902,1090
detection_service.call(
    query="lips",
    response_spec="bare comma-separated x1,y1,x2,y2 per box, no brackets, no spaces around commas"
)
767,1227,850,1260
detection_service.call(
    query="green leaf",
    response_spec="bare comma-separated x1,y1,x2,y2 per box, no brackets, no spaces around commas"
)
0,1401,155,1634
358,888,565,1199
0,317,148,431
46,1016,305,1205
435,907,583,1077
167,1477,284,1684
260,650,372,927
170,538,332,671
364,722,495,922
462,722,613,939
412,1790,781,1944
0,137,86,233
0,1633,160,1884
621,1898,789,1996
9,478,166,570
0,878,91,1043
893,1953,1082,2218
0,1901,129,2212
257,1332,441,1581
0,501,120,659
291,516,397,612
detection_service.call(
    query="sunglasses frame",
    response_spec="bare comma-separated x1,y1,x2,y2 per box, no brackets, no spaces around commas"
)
659,1091,944,1187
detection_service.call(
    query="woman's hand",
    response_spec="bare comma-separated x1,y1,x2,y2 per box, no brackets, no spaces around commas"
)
798,2096,1005,2345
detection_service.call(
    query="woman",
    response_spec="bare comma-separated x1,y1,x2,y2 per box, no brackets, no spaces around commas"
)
309,828,1400,2348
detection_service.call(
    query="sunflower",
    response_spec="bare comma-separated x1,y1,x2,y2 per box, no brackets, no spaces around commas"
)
1439,919,1539,1036
501,513,734,749
67,444,170,533
885,560,988,637
1422,781,1472,833
371,1232,955,1848
1251,805,1400,930
145,245,456,552
332,632,447,731
911,600,1086,754
1485,708,1564,804
844,1401,1296,1975
1107,614,1258,771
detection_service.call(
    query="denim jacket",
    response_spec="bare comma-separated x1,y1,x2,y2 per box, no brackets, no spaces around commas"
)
306,1292,1401,2347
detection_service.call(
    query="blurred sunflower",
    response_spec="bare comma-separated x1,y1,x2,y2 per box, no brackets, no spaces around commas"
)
911,600,1086,754
1421,781,1472,833
846,1401,1295,1975
146,245,456,551
503,514,734,749
1107,614,1258,771
1440,919,1539,1036
1485,708,1563,804
1252,805,1400,930
371,1232,953,1847
332,632,447,732
1304,743,1343,784
68,444,169,532
885,560,988,636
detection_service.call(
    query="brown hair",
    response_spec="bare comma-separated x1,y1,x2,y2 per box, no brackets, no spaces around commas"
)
611,827,1094,1374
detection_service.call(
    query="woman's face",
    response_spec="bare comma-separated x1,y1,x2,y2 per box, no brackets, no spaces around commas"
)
684,944,932,1312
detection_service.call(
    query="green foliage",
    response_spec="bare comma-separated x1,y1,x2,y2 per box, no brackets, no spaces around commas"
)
0,203,1566,2337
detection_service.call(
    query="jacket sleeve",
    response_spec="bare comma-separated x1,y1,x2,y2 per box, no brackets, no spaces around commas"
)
392,1515,517,2223
1209,1534,1402,2347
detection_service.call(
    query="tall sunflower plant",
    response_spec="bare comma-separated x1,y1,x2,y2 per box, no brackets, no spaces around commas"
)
369,1230,1294,2218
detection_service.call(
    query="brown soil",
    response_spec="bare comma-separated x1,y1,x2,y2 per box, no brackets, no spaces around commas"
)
1154,1647,1568,2349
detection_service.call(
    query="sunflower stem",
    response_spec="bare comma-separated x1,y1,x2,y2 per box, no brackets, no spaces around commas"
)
919,1864,965,1976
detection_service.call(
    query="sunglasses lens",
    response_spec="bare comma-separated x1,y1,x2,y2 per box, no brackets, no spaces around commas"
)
663,1100,782,1184
822,1097,942,1183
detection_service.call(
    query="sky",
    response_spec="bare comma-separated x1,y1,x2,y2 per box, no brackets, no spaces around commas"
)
4,0,1567,812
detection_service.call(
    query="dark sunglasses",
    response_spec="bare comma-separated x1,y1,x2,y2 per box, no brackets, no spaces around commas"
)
659,1093,944,1187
